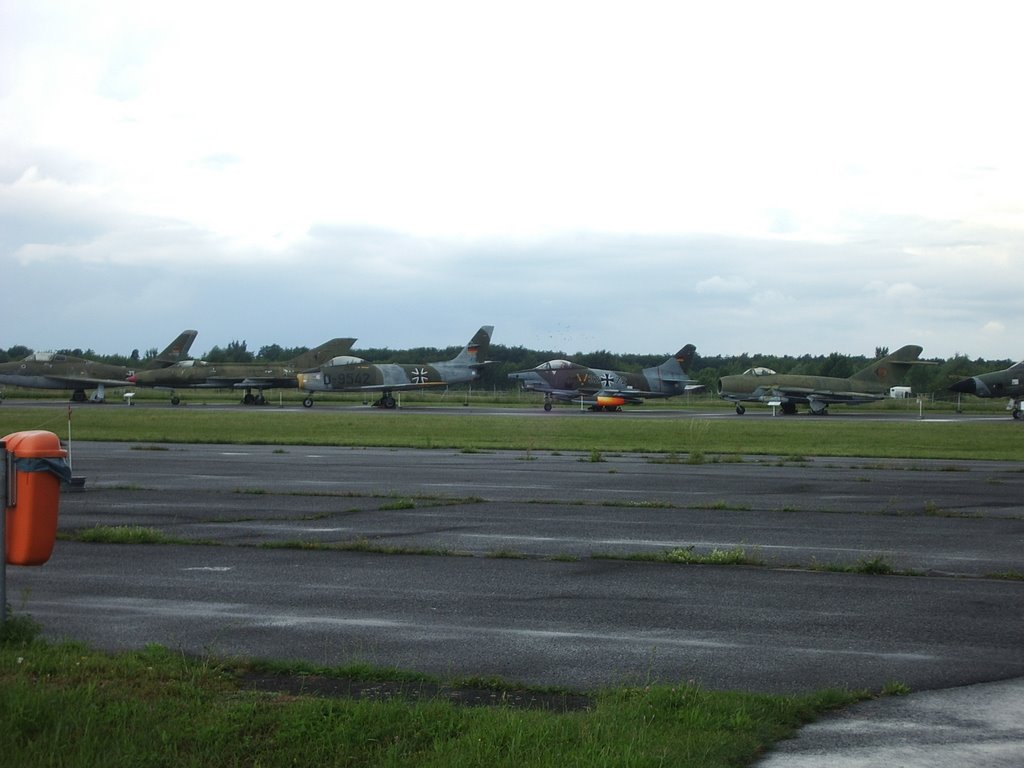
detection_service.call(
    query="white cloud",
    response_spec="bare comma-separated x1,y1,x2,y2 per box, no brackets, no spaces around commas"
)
2,1,1024,359
696,276,753,295
865,282,923,301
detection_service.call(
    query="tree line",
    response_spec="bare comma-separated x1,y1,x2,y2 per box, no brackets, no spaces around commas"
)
1,341,1015,399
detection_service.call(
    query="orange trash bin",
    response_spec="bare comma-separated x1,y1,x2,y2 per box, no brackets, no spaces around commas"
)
3,430,71,566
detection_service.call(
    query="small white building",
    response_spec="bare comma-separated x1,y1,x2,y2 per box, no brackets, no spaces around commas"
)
889,386,912,399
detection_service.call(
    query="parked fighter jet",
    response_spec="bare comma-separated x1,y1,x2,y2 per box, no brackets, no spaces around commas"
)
508,345,701,411
949,360,1024,419
130,338,357,405
718,344,928,415
0,330,197,403
296,326,493,408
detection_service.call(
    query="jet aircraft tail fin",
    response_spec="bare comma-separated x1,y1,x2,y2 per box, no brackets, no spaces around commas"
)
145,330,198,369
668,344,697,374
443,326,493,368
675,344,697,373
645,343,698,382
289,338,357,371
850,344,927,387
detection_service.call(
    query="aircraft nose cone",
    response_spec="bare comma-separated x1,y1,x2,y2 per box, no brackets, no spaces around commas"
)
950,376,981,395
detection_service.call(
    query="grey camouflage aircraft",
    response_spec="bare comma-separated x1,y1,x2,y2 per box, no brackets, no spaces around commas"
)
0,330,197,403
508,345,701,411
296,326,493,408
130,337,356,405
717,344,928,415
949,360,1024,419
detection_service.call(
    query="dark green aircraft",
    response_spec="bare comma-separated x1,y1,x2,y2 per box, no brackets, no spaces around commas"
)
296,326,492,408
949,361,1024,419
508,345,701,411
0,330,197,403
718,344,928,415
130,337,356,405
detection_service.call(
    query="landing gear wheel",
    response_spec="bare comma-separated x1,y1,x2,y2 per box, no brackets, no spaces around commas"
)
171,396,181,406
543,402,552,412
383,395,396,409
255,394,266,406
735,405,746,415
303,398,314,408
1013,408,1022,421
243,393,255,405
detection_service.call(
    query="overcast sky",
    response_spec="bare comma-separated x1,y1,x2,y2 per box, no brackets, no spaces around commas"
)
2,1,1022,361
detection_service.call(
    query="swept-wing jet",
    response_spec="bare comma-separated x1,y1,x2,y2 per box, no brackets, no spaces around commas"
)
296,326,493,408
0,330,197,403
130,338,357,405
718,344,928,415
949,361,1024,419
508,345,702,411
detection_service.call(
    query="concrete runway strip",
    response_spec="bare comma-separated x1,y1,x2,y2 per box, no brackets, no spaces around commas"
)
5,441,1020,696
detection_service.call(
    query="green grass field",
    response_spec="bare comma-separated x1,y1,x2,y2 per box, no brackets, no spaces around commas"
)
0,626,864,768
0,402,1020,460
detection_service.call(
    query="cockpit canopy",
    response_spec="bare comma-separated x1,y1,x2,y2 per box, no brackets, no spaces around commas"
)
743,366,777,376
324,355,366,367
23,352,68,362
534,359,576,370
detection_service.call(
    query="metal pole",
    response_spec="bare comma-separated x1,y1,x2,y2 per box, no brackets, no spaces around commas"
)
67,405,74,475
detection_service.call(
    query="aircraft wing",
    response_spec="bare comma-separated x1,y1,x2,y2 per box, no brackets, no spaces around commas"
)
231,377,295,389
176,377,244,389
765,386,881,405
45,375,134,389
339,382,450,393
540,388,583,402
174,376,292,389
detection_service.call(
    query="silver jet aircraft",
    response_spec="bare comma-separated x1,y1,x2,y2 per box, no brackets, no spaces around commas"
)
297,326,493,408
